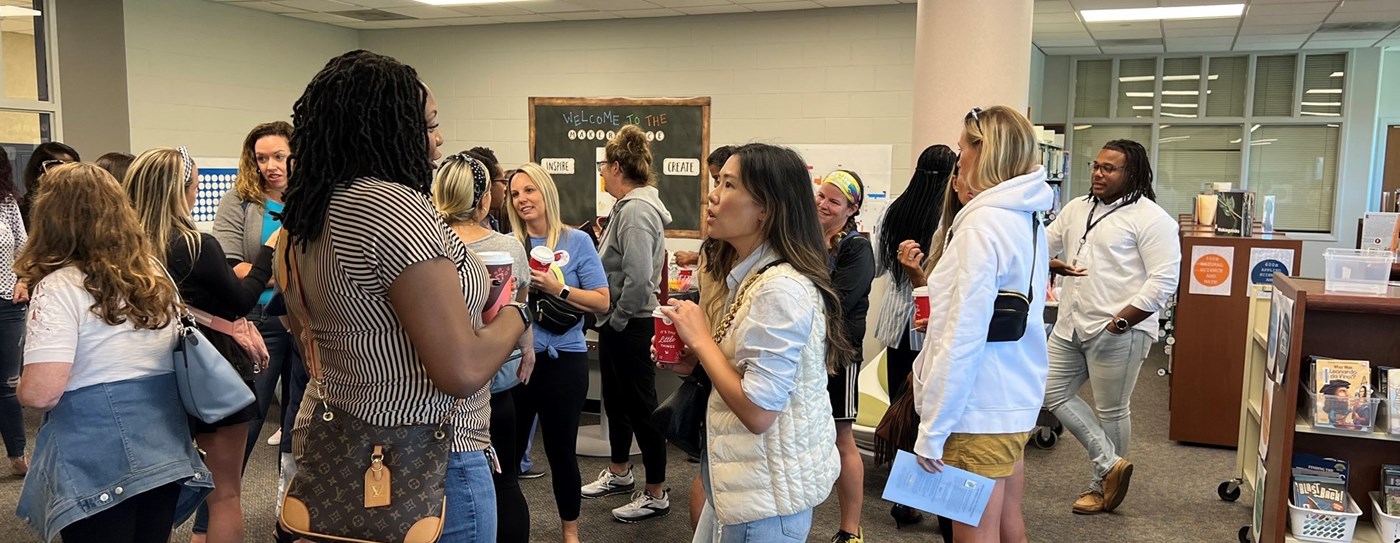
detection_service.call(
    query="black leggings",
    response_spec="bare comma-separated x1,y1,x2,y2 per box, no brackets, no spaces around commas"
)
886,329,920,401
598,318,667,485
514,349,589,521
491,385,529,542
60,482,180,543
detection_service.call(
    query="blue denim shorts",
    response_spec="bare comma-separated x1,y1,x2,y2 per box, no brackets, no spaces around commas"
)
693,452,813,543
440,450,497,543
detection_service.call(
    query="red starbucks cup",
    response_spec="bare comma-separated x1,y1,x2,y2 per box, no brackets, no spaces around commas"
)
529,246,554,272
912,286,930,322
653,307,682,364
478,251,515,319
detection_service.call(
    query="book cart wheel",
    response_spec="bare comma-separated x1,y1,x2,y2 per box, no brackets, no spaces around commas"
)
1218,480,1242,502
1032,427,1058,449
1238,526,1250,543
1157,368,1167,377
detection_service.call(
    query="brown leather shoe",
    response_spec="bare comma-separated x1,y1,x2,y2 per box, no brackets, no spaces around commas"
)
10,456,27,477
1073,491,1105,515
1101,459,1134,512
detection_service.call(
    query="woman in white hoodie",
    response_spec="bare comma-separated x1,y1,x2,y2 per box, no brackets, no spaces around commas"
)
660,143,851,542
913,105,1053,543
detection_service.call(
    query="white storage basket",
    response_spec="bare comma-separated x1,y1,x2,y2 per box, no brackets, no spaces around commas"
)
1287,494,1362,543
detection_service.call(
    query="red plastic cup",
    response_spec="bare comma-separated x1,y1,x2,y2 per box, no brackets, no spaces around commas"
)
653,307,682,364
529,246,554,272
913,286,930,322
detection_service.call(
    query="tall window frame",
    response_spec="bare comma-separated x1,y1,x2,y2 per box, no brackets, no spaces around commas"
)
0,0,63,194
1067,52,1350,234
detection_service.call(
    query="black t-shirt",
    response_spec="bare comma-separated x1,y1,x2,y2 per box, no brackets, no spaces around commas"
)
831,233,875,362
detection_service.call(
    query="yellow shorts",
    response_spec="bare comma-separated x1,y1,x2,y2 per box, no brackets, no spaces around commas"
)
941,432,1031,479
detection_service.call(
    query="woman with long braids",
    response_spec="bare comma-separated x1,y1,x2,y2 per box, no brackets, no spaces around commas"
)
278,50,528,542
815,169,874,543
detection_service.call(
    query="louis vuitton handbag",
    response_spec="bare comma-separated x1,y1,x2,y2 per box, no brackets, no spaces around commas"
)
276,235,457,543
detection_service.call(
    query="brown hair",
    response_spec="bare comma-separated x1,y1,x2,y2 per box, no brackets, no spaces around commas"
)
604,124,654,186
16,163,177,329
235,121,294,205
94,152,135,183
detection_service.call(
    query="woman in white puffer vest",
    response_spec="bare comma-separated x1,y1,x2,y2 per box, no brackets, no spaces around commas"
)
660,143,853,542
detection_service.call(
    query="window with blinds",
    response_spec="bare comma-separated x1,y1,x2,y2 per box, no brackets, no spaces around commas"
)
1069,125,1152,199
1075,59,1112,118
1118,59,1158,118
1301,54,1345,119
1206,56,1248,117
1161,57,1203,119
1156,125,1243,218
1253,55,1296,117
1247,125,1340,232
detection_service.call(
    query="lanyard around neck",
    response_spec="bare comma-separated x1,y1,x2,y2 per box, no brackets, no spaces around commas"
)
1081,200,1126,244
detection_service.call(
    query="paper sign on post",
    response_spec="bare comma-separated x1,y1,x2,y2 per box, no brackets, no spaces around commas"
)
1189,246,1234,296
1248,248,1293,286
541,158,575,175
881,450,994,527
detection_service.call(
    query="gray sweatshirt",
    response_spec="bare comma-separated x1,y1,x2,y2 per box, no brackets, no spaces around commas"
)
598,185,672,331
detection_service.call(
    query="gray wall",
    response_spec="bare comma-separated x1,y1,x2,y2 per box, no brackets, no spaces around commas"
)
54,0,130,156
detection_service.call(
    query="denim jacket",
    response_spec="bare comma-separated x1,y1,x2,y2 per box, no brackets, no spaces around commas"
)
16,372,213,542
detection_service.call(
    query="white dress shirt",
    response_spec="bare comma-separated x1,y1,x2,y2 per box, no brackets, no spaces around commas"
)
1046,195,1181,341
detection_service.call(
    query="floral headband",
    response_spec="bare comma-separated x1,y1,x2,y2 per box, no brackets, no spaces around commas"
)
821,170,862,208
176,146,195,187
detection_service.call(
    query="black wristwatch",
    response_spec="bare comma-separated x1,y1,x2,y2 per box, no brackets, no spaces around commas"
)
506,302,533,327
558,285,571,300
1113,317,1131,333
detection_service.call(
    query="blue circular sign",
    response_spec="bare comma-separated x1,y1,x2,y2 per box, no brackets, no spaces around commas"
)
1251,259,1287,284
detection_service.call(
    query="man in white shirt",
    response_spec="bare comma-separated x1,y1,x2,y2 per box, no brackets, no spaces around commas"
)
1043,139,1181,515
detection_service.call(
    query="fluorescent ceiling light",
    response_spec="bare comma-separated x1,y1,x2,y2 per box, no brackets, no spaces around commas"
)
1251,142,1272,146
1073,125,1093,130
1081,4,1244,23
1305,89,1343,94
1251,139,1278,144
1331,71,1344,77
1161,124,1172,129
1125,92,1155,97
1162,112,1199,118
0,6,41,16
1161,103,1199,108
1163,74,1220,81
1300,102,1342,107
1300,111,1341,117
1250,125,1260,132
1230,139,1242,144
1119,75,1155,82
1158,136,1192,143
1162,90,1199,96
1327,124,1339,127
1132,105,1154,110
415,0,526,4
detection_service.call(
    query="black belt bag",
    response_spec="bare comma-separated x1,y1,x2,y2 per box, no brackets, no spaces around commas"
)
987,213,1039,343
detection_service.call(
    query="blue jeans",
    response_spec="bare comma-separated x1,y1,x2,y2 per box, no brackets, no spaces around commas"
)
519,416,538,472
692,453,813,543
1043,329,1150,492
441,450,498,543
0,301,27,458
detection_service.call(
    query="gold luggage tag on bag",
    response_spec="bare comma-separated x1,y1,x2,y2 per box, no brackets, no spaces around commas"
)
364,445,392,508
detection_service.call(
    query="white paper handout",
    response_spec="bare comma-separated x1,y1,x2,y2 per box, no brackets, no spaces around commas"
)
881,450,994,527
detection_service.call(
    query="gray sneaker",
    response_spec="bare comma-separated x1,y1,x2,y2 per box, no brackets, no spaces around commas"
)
581,468,635,499
611,489,670,523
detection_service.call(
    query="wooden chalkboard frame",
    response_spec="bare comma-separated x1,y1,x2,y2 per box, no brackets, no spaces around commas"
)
528,96,711,239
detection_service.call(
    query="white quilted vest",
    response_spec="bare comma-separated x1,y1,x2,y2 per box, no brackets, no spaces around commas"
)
705,264,839,526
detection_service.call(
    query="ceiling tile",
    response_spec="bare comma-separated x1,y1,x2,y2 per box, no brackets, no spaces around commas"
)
1246,2,1337,16
514,1,589,13
449,4,533,15
1324,11,1400,24
1238,23,1320,35
1313,30,1392,40
491,13,564,22
1243,13,1332,25
1302,37,1380,48
1036,46,1104,55
1233,34,1309,49
1163,25,1237,38
379,18,451,27
1163,18,1241,29
340,0,422,7
1249,0,1340,3
547,10,622,19
1090,27,1164,39
674,4,752,14
1164,36,1234,52
745,1,823,11
1035,22,1091,33
1331,0,1400,13
1034,12,1081,24
564,0,660,10
285,11,363,22
1071,0,1160,9
1034,1,1074,14
644,0,731,7
815,0,899,8
378,5,463,18
422,15,499,24
227,1,308,13
1033,32,1096,46
270,0,358,10
612,7,685,16
1100,44,1166,54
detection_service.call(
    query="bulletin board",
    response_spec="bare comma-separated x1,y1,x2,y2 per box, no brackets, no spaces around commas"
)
529,97,710,238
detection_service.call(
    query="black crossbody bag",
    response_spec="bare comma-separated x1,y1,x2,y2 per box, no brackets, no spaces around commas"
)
986,213,1040,343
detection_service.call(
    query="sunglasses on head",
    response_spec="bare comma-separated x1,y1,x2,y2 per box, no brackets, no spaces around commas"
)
40,159,67,173
965,107,984,132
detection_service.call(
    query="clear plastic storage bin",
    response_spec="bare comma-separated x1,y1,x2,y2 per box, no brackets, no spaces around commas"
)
1323,249,1395,295
1288,493,1362,543
1305,389,1382,435
1369,491,1400,543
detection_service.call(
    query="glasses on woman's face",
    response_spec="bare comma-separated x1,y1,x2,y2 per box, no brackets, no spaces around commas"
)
41,159,67,173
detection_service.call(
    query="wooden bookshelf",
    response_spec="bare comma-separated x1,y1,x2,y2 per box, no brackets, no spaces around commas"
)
1255,276,1400,543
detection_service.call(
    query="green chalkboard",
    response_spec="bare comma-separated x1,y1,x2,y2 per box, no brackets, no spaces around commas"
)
529,97,710,238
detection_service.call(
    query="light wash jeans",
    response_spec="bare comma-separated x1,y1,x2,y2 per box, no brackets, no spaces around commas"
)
692,452,813,543
1042,328,1150,493
441,450,498,543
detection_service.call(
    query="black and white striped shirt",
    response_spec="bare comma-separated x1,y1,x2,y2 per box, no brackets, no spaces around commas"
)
290,178,492,454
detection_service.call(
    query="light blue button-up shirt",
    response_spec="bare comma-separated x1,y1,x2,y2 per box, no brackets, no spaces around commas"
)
724,244,816,412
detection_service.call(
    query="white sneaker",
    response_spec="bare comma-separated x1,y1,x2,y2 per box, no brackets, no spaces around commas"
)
611,488,670,523
266,429,282,446
581,467,635,499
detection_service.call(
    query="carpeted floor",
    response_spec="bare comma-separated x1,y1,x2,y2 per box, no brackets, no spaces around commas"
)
0,348,1252,542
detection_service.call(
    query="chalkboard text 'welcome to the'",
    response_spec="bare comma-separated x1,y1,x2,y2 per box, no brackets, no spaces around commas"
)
562,110,672,128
